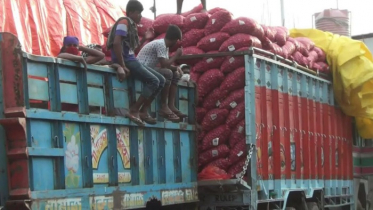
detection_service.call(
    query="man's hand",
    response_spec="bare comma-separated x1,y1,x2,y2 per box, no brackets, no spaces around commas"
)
176,66,183,77
80,57,87,71
144,28,155,40
117,66,127,82
175,48,183,57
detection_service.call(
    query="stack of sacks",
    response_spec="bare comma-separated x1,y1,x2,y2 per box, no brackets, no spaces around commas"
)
101,5,329,74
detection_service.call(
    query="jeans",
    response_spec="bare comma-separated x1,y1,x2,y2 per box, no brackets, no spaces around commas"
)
125,60,165,98
155,68,181,86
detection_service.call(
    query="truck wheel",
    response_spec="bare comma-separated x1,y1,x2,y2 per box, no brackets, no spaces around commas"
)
306,202,319,210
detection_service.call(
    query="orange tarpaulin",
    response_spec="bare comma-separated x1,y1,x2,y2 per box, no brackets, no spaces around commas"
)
0,0,125,57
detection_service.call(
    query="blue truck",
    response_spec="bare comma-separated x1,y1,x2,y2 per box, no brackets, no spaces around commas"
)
0,32,198,210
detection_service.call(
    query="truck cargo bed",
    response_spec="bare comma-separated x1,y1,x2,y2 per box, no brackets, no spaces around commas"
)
187,48,354,210
0,33,198,209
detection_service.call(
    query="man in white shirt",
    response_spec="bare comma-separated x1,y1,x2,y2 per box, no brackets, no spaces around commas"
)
137,25,186,123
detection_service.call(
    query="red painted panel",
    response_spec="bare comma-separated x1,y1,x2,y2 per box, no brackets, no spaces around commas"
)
293,84,302,180
323,102,331,180
271,88,282,181
255,86,263,180
301,89,311,180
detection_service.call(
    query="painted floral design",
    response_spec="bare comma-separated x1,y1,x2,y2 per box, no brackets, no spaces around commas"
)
66,135,79,173
64,123,81,188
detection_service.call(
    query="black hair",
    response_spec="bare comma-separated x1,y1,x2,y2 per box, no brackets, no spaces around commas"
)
126,0,144,14
165,25,182,41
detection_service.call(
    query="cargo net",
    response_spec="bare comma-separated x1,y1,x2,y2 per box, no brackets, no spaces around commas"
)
215,206,254,210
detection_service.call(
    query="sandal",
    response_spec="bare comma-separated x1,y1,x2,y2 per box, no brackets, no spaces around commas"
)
172,109,187,118
125,114,145,126
158,111,180,123
140,114,157,125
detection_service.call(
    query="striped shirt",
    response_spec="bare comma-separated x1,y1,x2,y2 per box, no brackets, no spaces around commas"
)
110,19,137,62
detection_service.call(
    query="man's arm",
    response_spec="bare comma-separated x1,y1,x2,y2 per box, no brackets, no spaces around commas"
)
158,48,182,70
176,0,183,14
80,46,105,64
57,53,85,62
113,35,126,68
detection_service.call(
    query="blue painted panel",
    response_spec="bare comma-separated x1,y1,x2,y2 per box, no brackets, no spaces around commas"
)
31,158,55,191
60,83,78,104
28,78,49,101
180,131,191,183
88,87,105,107
30,120,52,148
58,66,77,82
87,72,104,86
113,89,128,109
27,62,48,78
91,124,109,187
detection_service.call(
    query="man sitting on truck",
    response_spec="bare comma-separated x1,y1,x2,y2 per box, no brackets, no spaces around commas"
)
57,36,105,71
107,0,166,126
136,25,186,124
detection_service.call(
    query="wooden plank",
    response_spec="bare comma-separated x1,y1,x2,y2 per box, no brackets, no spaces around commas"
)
60,83,78,104
27,62,48,78
28,78,49,101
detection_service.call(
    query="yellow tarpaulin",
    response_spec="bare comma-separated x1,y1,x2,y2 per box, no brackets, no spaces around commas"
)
290,28,373,139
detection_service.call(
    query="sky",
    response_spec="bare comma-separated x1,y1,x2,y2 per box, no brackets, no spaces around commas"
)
119,0,373,36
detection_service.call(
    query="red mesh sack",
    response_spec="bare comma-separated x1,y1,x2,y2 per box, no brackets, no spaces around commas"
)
201,125,231,151
197,32,230,52
269,42,285,58
201,109,229,131
182,29,206,47
262,24,275,41
219,34,262,52
295,37,315,51
227,157,246,178
287,37,300,50
153,14,184,34
196,107,207,123
274,26,288,47
203,88,229,109
281,41,296,59
137,17,154,37
220,47,248,73
181,4,204,17
229,120,245,147
184,13,210,31
204,10,232,35
192,51,226,73
198,144,230,166
179,46,205,65
197,69,225,98
221,17,264,39
226,102,245,128
317,62,329,72
229,140,247,164
220,67,246,92
197,165,230,180
293,51,309,67
154,33,165,40
197,131,206,142
208,7,230,15
219,89,245,110
208,158,231,171
135,40,150,55
190,71,201,83
313,47,326,61
307,51,319,63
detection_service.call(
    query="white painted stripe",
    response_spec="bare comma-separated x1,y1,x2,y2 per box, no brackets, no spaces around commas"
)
116,24,128,32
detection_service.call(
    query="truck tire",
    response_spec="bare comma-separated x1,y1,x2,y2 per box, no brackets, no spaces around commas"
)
306,202,319,210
